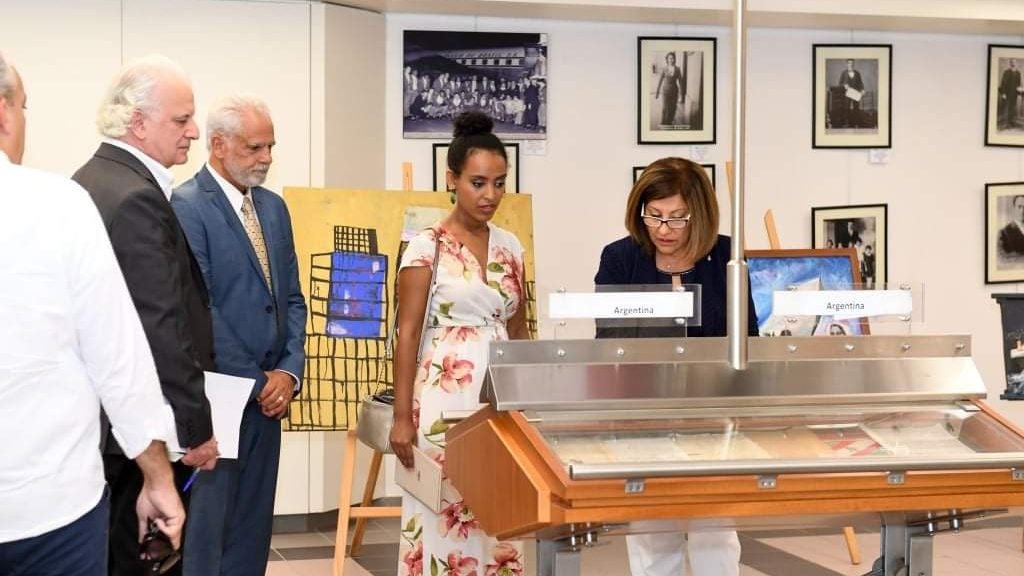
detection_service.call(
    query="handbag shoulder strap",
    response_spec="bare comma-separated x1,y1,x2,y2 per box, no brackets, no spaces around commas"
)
385,234,442,355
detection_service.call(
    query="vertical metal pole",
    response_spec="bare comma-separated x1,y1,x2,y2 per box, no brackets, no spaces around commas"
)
727,0,749,370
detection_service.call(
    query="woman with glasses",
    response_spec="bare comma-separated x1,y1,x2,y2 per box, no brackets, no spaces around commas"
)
593,156,755,575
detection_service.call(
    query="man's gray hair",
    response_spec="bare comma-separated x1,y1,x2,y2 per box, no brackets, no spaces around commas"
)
0,51,16,102
206,94,271,150
96,54,188,138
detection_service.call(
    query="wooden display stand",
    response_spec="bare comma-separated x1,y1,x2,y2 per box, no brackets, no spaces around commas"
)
332,429,401,576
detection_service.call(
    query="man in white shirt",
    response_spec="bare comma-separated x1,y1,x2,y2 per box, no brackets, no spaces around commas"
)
72,55,219,576
0,52,185,575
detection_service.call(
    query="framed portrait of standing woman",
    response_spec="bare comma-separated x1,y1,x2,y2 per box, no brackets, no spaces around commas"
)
812,44,892,149
637,37,716,144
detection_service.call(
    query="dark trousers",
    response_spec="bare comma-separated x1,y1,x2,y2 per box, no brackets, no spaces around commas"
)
183,401,281,576
0,490,109,576
104,454,193,576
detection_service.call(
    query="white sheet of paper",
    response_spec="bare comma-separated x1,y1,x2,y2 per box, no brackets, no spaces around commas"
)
201,371,255,460
161,371,255,460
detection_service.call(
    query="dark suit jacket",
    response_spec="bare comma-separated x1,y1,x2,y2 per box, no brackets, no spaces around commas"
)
593,235,758,338
73,143,215,451
171,166,306,398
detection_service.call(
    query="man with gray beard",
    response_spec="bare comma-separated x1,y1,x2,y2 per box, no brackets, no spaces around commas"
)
171,95,306,576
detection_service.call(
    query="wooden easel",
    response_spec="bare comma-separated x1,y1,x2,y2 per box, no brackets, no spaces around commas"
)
737,161,859,566
331,162,415,576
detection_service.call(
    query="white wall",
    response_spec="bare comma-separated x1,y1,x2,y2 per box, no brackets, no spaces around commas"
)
385,14,1024,419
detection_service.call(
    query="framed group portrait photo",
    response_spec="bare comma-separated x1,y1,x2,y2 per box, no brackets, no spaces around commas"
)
637,37,716,145
812,44,892,149
986,182,1024,283
403,30,548,140
432,143,519,193
811,203,887,290
985,45,1024,147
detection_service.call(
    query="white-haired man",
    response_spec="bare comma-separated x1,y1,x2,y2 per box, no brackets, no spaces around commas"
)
72,55,219,576
172,95,306,576
0,52,185,575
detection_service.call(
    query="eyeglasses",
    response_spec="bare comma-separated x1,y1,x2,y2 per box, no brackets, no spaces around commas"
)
140,520,181,574
641,212,691,230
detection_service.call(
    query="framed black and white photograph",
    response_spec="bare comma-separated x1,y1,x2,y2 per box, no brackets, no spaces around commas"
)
811,204,887,289
632,163,715,190
403,31,547,140
637,37,716,144
812,44,892,149
986,182,1024,283
986,45,1024,147
433,143,519,193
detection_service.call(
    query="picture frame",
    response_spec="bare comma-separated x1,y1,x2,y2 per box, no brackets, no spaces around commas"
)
812,44,892,149
432,143,519,193
811,203,887,290
985,45,1024,147
637,37,716,144
632,163,715,190
403,30,548,140
745,248,869,337
985,181,1024,283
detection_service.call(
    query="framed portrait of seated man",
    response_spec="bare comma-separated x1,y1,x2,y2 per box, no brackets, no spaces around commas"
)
987,181,1024,283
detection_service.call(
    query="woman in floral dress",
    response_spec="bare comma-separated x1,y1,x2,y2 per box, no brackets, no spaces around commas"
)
390,111,530,576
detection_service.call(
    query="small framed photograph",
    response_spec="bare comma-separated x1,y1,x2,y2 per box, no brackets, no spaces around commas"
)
632,163,715,190
985,45,1024,147
812,44,892,149
811,204,887,289
637,37,716,144
986,182,1024,283
746,248,869,337
432,143,519,193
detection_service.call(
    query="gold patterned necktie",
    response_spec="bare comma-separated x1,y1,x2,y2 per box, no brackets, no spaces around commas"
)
241,194,273,291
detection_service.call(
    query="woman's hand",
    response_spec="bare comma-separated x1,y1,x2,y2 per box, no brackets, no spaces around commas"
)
389,416,418,469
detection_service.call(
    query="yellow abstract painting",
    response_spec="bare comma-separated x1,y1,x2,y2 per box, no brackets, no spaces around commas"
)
283,188,535,431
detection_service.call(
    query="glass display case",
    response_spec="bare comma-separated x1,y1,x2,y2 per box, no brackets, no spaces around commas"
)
445,334,1024,576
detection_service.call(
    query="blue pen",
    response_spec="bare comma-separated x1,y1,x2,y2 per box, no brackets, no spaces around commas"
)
182,469,201,492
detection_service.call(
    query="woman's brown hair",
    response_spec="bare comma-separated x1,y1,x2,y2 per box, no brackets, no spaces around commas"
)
624,157,719,262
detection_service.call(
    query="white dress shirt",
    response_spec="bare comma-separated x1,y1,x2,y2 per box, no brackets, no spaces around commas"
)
0,151,168,542
206,162,261,227
104,137,175,199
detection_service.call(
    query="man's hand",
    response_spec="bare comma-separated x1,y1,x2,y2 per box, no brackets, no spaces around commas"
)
136,478,185,550
132,441,186,549
258,371,294,419
181,437,218,470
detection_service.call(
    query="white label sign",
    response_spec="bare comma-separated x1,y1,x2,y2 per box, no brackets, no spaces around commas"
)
548,292,694,319
772,290,913,320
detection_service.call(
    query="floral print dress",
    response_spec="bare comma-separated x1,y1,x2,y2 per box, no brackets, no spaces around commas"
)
397,223,526,576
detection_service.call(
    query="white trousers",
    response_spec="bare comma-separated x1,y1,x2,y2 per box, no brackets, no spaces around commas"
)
626,531,741,576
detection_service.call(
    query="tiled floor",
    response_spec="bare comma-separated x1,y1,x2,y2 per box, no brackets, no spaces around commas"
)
267,513,1024,575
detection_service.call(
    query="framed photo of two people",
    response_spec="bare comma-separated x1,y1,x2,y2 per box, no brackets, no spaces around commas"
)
986,45,1024,147
811,204,888,290
812,44,892,149
637,37,716,144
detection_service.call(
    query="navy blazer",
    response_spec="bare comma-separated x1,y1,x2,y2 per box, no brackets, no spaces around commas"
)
171,166,306,397
594,235,758,338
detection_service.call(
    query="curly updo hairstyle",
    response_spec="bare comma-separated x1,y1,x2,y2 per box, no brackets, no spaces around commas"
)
446,111,507,176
